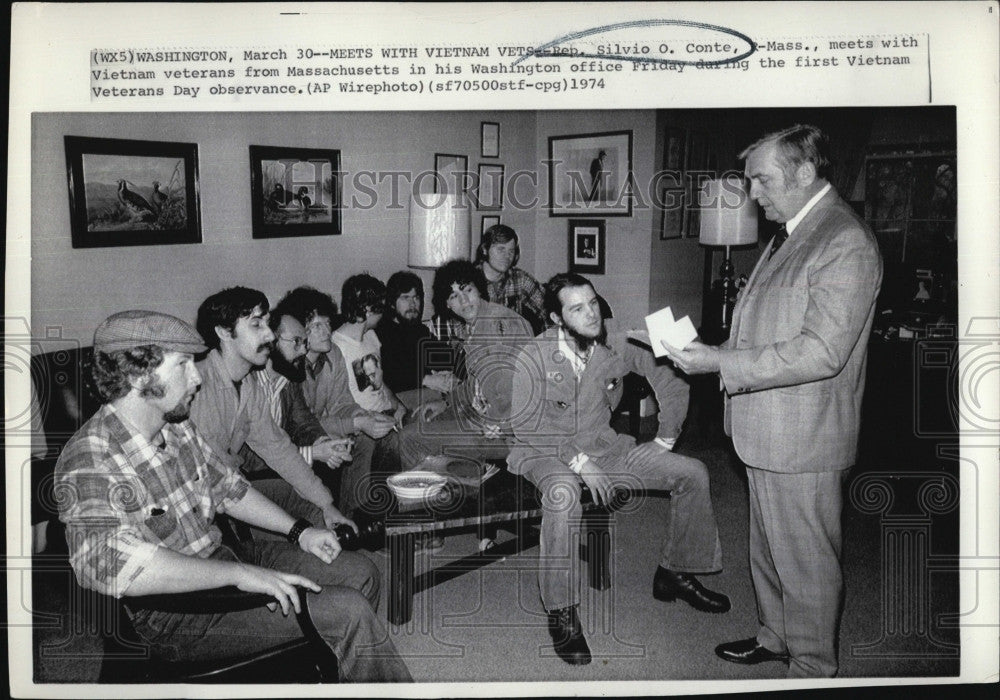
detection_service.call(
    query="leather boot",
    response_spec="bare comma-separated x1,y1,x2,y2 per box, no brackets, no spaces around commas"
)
653,566,731,613
547,605,592,665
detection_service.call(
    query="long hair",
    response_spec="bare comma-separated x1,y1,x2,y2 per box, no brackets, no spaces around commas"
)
431,259,488,319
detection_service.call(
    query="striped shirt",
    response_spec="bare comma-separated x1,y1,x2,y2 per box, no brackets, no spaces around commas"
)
249,364,315,464
54,403,250,598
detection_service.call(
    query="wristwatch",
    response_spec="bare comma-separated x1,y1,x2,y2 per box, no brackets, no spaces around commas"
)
286,518,313,544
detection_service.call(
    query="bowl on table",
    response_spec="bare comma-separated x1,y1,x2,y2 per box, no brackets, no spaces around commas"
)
386,471,448,500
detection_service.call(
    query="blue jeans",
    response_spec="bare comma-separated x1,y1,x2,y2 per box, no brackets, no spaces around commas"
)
127,543,411,682
520,441,723,611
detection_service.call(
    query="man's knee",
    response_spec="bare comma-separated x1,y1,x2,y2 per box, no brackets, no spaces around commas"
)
534,471,583,517
310,585,380,634
661,453,711,493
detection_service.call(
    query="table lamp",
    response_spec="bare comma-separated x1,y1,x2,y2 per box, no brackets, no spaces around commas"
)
408,192,471,269
698,176,758,332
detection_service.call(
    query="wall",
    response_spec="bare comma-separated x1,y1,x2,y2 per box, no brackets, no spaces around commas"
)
530,111,659,329
32,109,715,349
31,111,537,347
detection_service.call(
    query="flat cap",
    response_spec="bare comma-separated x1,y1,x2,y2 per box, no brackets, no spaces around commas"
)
94,310,207,354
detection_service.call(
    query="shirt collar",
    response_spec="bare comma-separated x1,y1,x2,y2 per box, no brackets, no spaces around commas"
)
557,327,593,377
785,182,831,235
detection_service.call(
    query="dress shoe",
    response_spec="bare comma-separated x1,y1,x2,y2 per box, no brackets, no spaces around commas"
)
652,567,731,613
715,637,789,665
547,605,592,665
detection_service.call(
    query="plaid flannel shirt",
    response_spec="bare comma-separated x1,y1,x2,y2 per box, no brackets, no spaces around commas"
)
480,266,545,327
55,403,250,598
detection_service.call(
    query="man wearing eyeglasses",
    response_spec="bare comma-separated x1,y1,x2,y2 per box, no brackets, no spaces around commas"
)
241,300,354,477
279,286,399,518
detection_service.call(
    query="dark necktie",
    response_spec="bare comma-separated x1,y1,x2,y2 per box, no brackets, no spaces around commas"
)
768,224,788,260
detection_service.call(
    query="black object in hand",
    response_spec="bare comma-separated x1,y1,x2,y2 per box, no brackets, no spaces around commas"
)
332,520,385,551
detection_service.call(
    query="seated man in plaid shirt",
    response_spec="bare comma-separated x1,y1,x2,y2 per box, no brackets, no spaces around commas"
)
55,310,410,683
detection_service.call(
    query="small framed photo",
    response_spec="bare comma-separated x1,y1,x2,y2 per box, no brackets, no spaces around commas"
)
663,127,687,173
548,130,633,217
659,186,686,240
568,219,606,274
64,135,201,248
481,215,500,235
249,145,342,239
433,153,471,195
481,121,500,158
476,163,504,211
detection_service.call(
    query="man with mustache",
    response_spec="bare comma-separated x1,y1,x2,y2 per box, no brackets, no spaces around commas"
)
508,273,728,666
54,310,411,682
239,300,354,489
190,287,352,534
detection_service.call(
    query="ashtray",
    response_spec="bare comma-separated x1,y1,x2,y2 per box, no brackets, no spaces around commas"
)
387,471,448,500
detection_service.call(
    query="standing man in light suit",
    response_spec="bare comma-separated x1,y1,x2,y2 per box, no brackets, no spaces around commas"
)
661,125,883,677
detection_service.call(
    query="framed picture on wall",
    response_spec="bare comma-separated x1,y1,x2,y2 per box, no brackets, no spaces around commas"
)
659,185,686,240
568,219,606,274
476,163,504,210
249,145,342,239
481,214,500,235
663,127,687,172
433,153,471,195
548,130,633,217
481,121,500,158
64,135,202,248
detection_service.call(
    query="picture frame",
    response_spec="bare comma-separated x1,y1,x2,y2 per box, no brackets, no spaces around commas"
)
568,219,606,274
481,121,500,158
476,163,504,211
481,215,500,235
433,153,471,195
663,127,687,173
249,145,342,239
659,185,686,240
64,135,201,248
548,130,633,217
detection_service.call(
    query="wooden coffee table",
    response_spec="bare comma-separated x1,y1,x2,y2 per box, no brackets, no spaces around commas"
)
375,468,615,626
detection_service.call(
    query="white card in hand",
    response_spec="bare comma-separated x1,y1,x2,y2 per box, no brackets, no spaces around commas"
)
644,306,698,357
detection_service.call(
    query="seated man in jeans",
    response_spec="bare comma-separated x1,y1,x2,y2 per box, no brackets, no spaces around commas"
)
55,310,410,682
508,273,729,666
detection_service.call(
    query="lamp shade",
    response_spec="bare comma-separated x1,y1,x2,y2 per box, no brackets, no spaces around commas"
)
698,177,758,246
408,192,471,268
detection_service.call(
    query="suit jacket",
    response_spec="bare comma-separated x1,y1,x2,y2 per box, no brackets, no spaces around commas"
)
507,323,689,474
718,188,883,473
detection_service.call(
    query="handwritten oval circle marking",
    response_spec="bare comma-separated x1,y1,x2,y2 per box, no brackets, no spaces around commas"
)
513,19,756,68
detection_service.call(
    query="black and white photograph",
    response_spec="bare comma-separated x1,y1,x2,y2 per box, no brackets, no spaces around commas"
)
8,2,998,697
568,218,606,273
548,130,633,216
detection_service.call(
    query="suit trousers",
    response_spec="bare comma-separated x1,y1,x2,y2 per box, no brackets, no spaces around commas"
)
128,543,412,682
521,445,723,612
747,466,845,678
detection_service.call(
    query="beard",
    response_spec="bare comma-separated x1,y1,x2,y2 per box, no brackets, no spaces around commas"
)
271,349,306,383
163,399,192,423
563,318,607,353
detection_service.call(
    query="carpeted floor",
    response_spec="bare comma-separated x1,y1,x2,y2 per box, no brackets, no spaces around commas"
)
32,428,960,684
